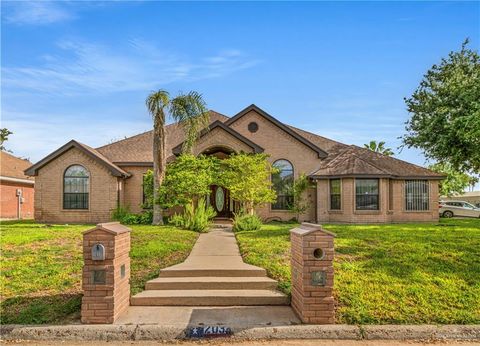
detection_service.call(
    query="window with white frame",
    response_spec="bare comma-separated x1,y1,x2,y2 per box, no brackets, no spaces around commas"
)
405,180,429,211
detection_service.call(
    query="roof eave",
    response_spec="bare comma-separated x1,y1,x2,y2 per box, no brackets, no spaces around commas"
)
309,173,445,180
0,175,35,185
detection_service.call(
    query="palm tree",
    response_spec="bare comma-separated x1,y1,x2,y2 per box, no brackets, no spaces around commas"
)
146,90,210,225
364,140,394,156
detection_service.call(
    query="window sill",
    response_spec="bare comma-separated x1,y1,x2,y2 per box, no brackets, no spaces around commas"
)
62,209,90,212
354,210,382,215
403,210,432,213
328,210,343,214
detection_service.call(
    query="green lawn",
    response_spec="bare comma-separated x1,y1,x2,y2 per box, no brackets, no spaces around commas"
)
235,218,480,325
0,220,198,324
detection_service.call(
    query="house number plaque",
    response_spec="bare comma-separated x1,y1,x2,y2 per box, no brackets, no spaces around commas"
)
311,270,327,286
92,243,105,261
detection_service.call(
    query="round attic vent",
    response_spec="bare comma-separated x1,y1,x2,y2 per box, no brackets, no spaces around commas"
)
248,122,259,133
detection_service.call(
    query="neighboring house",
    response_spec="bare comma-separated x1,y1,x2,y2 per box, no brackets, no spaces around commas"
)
25,104,443,224
1,151,34,219
441,191,480,207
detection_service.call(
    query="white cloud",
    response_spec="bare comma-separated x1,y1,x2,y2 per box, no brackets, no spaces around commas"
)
3,1,73,25
1,110,152,162
2,39,260,95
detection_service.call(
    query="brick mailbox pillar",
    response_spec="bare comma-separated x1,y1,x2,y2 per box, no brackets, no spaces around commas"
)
290,222,335,324
82,222,131,324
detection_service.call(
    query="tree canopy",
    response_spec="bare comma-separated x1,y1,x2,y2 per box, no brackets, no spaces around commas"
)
220,153,277,215
402,40,480,173
429,162,477,196
158,154,219,208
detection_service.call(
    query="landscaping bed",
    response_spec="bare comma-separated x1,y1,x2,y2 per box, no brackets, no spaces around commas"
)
235,218,480,325
0,220,198,324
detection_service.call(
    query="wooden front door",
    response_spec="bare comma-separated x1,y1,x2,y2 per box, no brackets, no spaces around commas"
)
210,185,232,218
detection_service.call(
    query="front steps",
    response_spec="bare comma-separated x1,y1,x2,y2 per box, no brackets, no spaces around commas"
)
131,289,288,306
145,276,278,290
130,228,289,307
131,265,289,306
159,266,266,278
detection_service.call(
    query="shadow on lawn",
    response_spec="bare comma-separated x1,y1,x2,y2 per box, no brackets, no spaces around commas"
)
0,293,82,324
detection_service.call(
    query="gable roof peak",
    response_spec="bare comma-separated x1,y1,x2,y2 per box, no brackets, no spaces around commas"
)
172,119,264,155
225,104,328,158
25,139,130,178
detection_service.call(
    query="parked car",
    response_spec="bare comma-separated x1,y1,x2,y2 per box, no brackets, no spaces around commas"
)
439,200,480,218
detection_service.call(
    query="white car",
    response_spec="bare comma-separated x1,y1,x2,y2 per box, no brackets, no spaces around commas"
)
439,200,480,218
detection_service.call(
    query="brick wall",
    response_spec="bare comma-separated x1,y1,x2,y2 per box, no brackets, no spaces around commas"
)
33,147,119,223
228,110,321,222
82,222,130,324
121,166,152,214
316,178,440,223
0,181,34,219
290,223,335,324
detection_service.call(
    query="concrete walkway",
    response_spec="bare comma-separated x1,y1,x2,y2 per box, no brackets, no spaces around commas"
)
160,226,267,276
130,226,289,306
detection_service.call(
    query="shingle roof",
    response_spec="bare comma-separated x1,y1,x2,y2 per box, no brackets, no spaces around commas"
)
96,111,229,164
25,140,130,177
1,151,34,180
310,145,444,179
94,107,441,179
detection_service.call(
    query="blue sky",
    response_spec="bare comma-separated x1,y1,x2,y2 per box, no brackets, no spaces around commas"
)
1,1,479,172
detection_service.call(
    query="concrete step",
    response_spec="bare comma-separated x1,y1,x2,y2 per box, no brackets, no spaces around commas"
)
130,289,290,306
211,223,233,228
145,276,278,290
159,267,266,278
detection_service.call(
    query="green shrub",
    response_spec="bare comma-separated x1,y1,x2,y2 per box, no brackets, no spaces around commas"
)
112,206,130,222
112,206,153,225
168,197,216,232
233,212,262,232
169,213,185,228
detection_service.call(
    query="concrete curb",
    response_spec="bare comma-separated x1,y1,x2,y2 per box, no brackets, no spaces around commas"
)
1,324,479,342
362,325,480,340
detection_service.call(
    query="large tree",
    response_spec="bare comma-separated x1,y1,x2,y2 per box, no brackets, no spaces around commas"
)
220,153,277,215
364,140,394,156
146,90,209,225
402,40,480,173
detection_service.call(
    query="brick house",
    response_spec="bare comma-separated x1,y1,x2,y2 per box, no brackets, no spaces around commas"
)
25,104,443,224
1,151,34,219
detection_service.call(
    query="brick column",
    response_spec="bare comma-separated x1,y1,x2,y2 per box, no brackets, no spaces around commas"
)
290,222,335,324
81,222,131,324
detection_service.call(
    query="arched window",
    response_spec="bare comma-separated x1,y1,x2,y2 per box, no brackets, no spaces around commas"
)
63,165,89,209
272,159,294,210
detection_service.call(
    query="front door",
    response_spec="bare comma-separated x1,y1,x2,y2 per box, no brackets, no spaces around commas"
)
210,185,232,218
